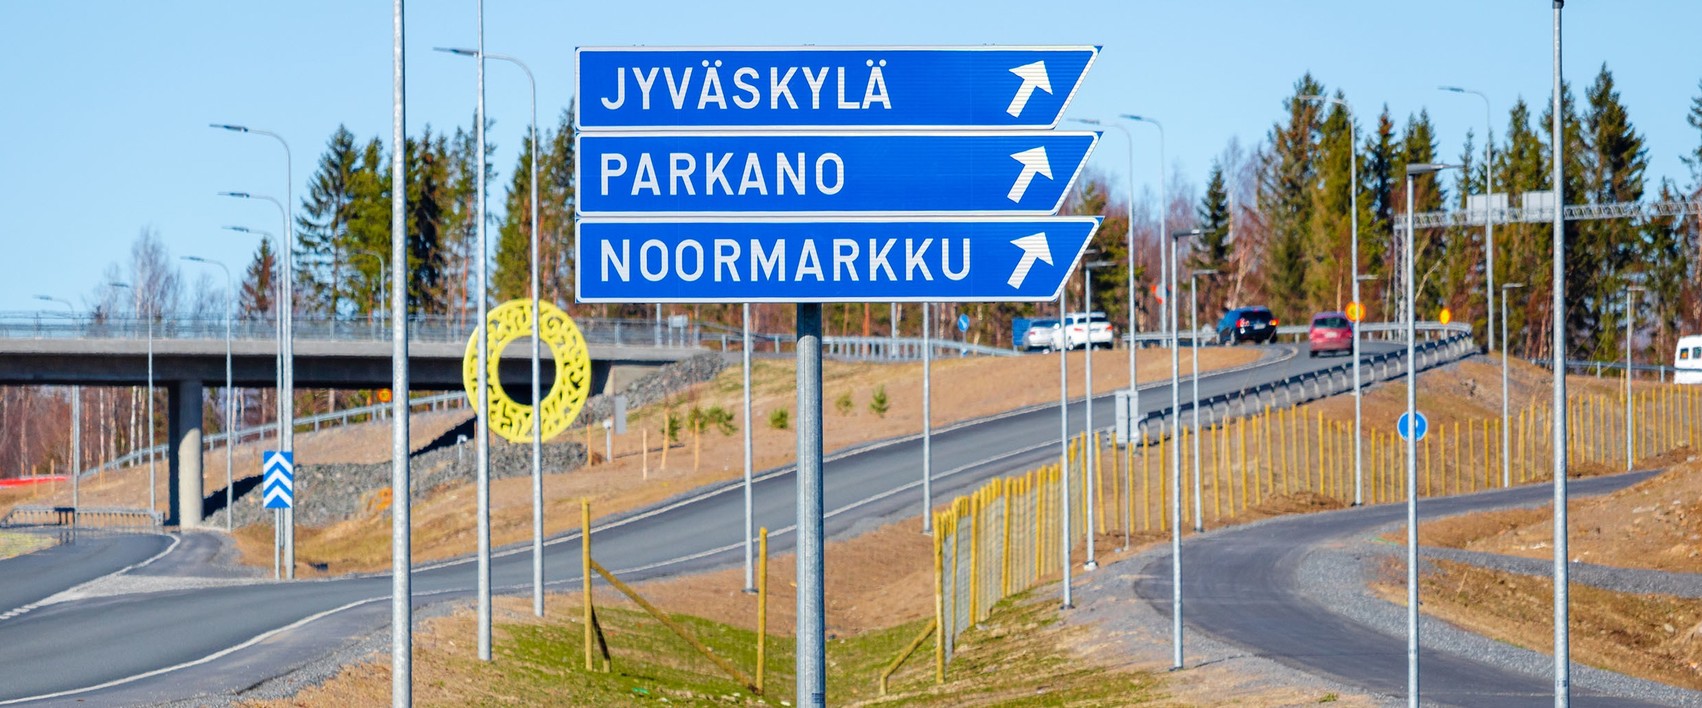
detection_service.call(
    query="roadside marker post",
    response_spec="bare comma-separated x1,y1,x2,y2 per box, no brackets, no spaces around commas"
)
262,450,294,582
575,46,1099,706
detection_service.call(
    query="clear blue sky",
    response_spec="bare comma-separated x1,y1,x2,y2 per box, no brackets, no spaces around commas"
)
3,1,1699,312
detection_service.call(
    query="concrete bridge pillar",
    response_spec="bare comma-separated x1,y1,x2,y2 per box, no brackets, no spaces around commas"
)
167,379,204,528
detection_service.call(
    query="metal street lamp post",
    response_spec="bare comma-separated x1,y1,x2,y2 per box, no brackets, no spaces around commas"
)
1188,269,1218,533
217,188,297,578
106,281,155,516
1081,259,1115,570
1404,162,1460,706
1073,119,1141,442
437,44,546,619
183,256,235,531
1122,115,1170,349
1297,94,1365,506
1501,283,1525,488
1550,6,1574,701
1623,285,1645,472
1440,86,1497,359
1172,229,1203,532
223,225,284,445
1056,288,1072,610
35,295,78,536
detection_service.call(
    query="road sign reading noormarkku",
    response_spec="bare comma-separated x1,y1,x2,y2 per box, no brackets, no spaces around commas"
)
576,217,1100,303
577,46,1100,130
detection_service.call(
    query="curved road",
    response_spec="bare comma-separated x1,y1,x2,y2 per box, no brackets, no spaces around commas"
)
1134,469,1669,707
0,341,1403,704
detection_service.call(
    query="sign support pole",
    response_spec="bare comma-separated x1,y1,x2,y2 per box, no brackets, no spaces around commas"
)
388,0,411,700
795,303,826,707
742,303,755,593
921,303,933,534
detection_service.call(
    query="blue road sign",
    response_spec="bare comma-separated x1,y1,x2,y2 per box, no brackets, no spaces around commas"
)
577,131,1098,216
957,313,971,332
1397,411,1429,442
577,46,1099,131
576,217,1100,303
262,450,294,510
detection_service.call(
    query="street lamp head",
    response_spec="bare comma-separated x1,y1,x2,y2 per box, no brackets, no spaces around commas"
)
1083,260,1116,269
1172,228,1204,240
1405,163,1460,177
1502,282,1526,291
1191,269,1219,278
1119,113,1150,123
1439,86,1467,94
218,191,251,199
1071,117,1104,126
32,295,55,303
108,281,132,290
182,256,208,264
1356,274,1381,283
210,123,250,133
1625,285,1647,294
434,47,478,57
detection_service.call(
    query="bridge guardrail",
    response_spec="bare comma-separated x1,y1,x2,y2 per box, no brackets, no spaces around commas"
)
0,505,162,531
1133,331,1477,436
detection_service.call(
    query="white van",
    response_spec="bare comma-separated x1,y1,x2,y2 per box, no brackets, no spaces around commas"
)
1676,335,1702,385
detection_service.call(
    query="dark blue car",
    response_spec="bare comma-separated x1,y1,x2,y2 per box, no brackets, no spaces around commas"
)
1216,306,1277,344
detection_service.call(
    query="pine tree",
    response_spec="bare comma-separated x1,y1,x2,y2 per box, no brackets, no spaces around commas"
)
1397,110,1446,323
1305,94,1356,312
1258,73,1325,321
493,131,538,303
407,127,450,314
342,137,393,318
239,239,277,318
1191,162,1232,314
1576,65,1648,360
295,126,361,318
1494,98,1551,358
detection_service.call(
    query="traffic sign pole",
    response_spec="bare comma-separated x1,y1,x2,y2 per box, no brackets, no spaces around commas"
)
389,2,412,701
795,304,826,707
921,303,933,534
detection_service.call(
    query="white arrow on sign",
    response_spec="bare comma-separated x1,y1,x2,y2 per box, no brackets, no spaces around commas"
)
1006,61,1053,118
1007,232,1053,289
1007,147,1053,203
263,486,291,507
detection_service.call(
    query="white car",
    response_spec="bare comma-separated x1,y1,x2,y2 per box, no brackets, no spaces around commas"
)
1055,312,1115,350
1022,319,1059,351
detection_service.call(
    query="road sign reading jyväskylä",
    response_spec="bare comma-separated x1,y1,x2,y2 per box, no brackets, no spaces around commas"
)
1397,412,1429,442
576,217,1100,303
578,131,1097,216
576,46,1099,130
262,450,294,509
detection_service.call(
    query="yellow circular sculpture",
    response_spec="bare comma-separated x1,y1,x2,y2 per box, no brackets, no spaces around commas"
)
463,299,592,444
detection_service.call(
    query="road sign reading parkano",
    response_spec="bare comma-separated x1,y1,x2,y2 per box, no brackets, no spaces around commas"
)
577,46,1099,130
578,131,1098,216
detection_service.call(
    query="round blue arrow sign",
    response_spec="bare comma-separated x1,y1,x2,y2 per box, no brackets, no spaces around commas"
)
1397,411,1429,441
957,313,971,332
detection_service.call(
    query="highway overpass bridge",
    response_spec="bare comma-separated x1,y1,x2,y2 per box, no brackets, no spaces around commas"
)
0,313,709,527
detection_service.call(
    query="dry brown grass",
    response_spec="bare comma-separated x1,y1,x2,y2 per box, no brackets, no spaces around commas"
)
1373,558,1702,691
1417,457,1702,573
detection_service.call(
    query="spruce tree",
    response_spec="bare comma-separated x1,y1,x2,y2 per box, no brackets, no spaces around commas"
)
1540,79,1592,358
407,128,450,314
1191,162,1232,314
493,133,538,303
1577,65,1648,360
1360,105,1399,317
1258,73,1325,322
1305,94,1356,312
1494,98,1551,358
295,126,361,318
1397,110,1446,323
342,137,393,318
239,239,277,318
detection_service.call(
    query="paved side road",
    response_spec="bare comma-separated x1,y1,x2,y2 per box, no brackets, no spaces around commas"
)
1131,469,1702,707
0,532,172,619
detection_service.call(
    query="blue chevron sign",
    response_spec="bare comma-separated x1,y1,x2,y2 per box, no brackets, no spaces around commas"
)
262,450,294,510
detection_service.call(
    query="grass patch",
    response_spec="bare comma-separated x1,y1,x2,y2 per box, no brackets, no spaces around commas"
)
0,530,50,561
265,589,1163,707
1375,559,1702,691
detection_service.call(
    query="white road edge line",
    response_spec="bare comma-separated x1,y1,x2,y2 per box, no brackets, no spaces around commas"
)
7,346,1296,699
0,533,180,619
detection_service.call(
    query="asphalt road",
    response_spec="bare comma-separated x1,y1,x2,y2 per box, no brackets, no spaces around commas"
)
0,532,171,618
1133,469,1665,708
0,341,1405,704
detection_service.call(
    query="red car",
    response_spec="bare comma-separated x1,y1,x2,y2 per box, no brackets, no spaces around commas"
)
1308,312,1354,357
